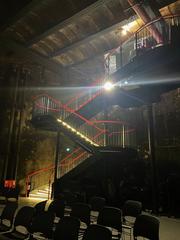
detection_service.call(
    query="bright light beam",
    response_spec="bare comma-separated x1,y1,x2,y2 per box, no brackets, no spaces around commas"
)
103,81,114,91
116,75,180,88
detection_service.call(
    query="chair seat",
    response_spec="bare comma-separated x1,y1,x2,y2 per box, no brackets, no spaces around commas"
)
31,232,48,239
106,226,121,239
0,224,11,232
3,231,28,240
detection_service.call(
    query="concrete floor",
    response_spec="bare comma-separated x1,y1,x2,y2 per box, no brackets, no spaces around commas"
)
159,216,180,240
0,197,180,239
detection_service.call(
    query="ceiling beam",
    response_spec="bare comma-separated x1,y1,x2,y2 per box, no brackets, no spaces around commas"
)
0,0,44,33
0,38,64,75
50,19,128,57
26,0,112,46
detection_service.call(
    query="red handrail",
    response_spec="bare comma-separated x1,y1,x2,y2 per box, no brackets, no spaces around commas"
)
34,94,104,132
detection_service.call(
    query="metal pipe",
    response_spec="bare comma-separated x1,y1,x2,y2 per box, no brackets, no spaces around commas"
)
53,129,61,199
128,0,163,44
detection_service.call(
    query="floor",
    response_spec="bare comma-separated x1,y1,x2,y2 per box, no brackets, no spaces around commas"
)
0,197,180,239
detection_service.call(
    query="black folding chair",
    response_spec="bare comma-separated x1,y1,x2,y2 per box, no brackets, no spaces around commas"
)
34,200,47,217
6,188,19,203
28,211,55,239
70,202,91,236
133,214,160,240
48,198,65,222
0,206,34,239
53,216,80,240
0,201,18,232
89,196,106,223
97,206,122,239
82,224,112,240
122,200,142,239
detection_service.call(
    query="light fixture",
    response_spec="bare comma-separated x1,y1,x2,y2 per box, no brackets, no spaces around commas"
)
103,81,114,91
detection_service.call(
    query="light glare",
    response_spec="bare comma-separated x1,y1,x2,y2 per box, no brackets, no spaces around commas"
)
103,81,114,91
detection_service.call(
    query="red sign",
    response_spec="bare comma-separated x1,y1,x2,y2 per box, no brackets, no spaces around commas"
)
4,180,16,188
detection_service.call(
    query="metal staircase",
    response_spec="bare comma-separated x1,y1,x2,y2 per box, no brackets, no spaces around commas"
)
27,89,136,198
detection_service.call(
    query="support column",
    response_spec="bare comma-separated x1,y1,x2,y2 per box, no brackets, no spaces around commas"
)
3,67,20,181
14,69,27,181
53,129,61,198
147,104,159,214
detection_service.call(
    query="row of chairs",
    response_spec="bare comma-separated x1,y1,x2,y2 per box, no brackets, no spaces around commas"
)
0,202,110,239
30,213,159,240
0,198,160,239
33,197,159,240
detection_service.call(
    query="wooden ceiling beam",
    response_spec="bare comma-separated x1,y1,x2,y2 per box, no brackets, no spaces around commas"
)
26,0,112,46
50,19,128,57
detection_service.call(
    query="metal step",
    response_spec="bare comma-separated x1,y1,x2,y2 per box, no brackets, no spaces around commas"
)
29,185,51,200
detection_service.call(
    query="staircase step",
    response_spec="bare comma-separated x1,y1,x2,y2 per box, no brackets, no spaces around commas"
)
29,184,51,200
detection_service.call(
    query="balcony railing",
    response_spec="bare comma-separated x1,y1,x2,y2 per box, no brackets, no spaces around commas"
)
105,15,180,75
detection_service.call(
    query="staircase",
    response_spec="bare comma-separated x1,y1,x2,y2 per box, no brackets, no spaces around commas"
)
27,88,136,198
27,22,141,197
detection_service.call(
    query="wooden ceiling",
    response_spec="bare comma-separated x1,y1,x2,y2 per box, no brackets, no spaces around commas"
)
0,0,179,83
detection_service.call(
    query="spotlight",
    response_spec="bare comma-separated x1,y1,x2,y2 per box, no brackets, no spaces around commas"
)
103,81,114,91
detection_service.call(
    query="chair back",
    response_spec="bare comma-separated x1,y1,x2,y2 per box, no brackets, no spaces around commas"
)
71,202,91,226
82,224,112,240
63,191,77,207
133,214,160,240
89,196,106,212
48,198,65,218
1,201,18,226
34,200,47,216
6,188,19,202
14,206,34,229
97,206,122,232
123,200,142,218
29,211,55,238
53,216,80,240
